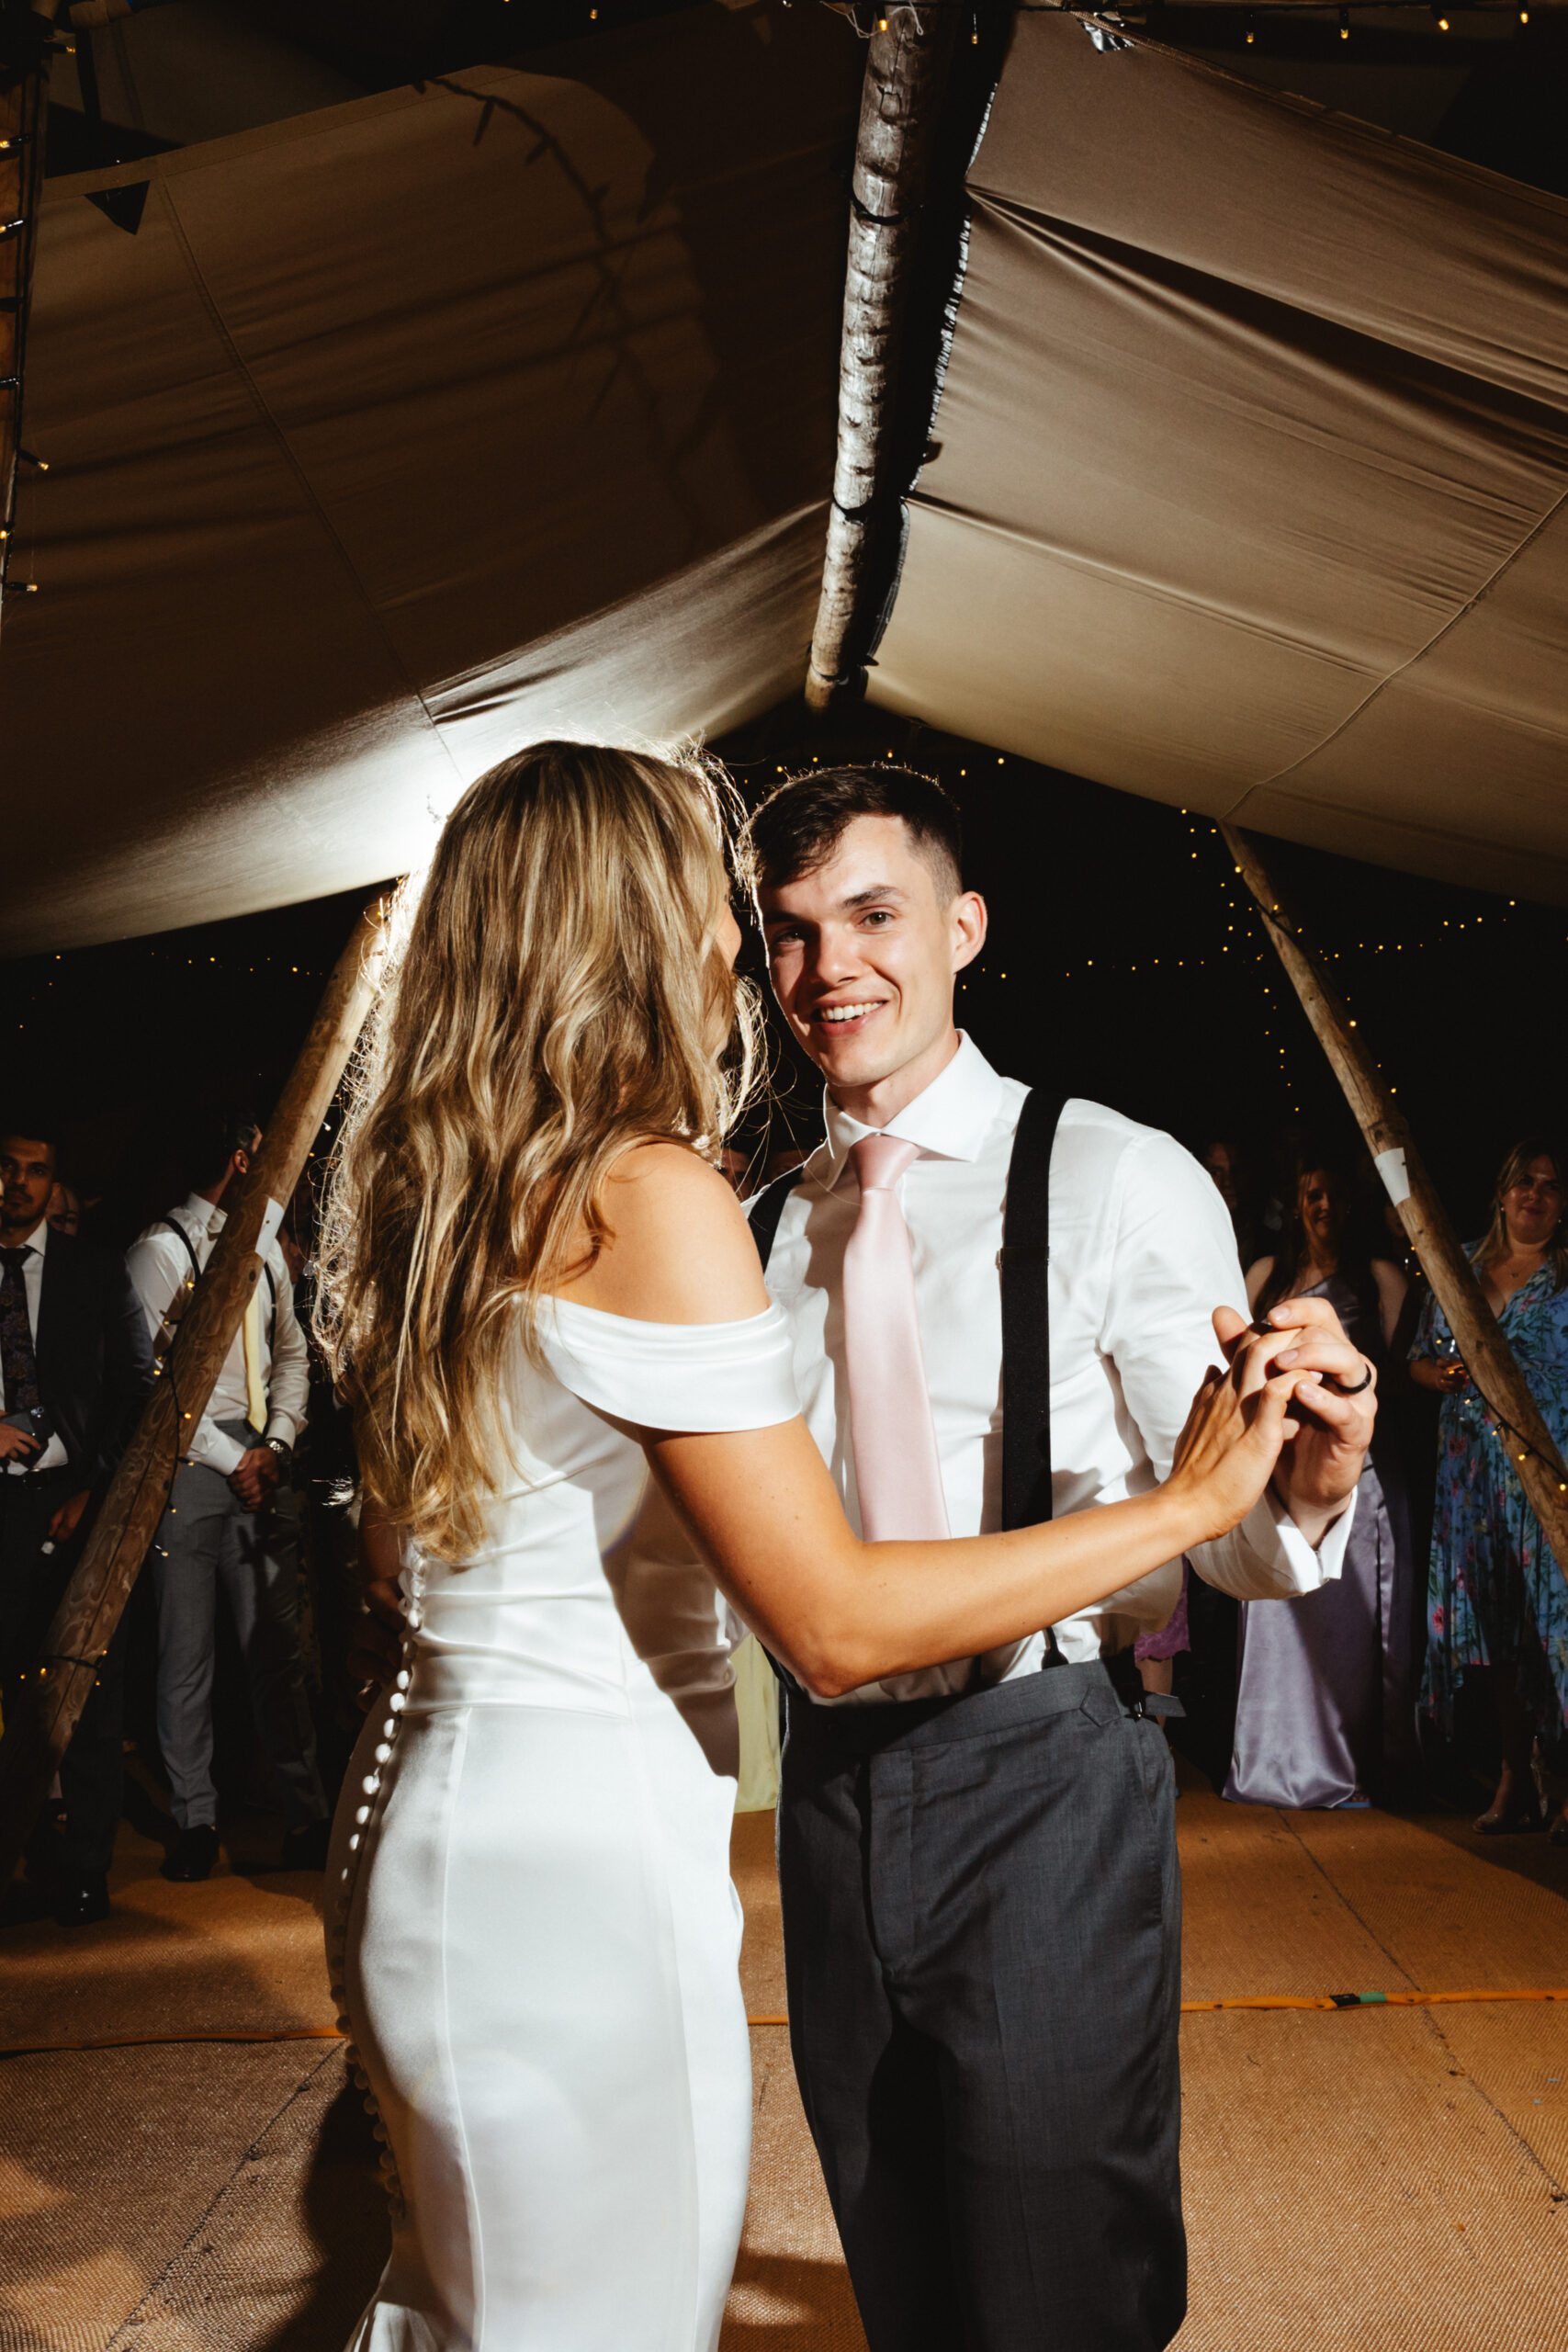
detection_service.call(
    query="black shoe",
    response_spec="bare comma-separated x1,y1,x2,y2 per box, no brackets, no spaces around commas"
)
280,1818,332,1872
162,1823,220,1882
51,1871,111,1928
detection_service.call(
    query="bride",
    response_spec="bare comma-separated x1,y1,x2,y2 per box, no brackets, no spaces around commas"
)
316,740,1307,2351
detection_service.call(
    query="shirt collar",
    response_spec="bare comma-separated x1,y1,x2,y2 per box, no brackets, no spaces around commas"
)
818,1034,1007,1188
184,1192,222,1235
16,1217,49,1260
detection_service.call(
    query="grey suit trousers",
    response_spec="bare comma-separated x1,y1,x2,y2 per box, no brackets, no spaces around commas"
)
778,1658,1185,2352
150,1419,327,1832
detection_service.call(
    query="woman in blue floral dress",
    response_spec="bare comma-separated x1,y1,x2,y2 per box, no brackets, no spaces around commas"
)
1410,1141,1568,1838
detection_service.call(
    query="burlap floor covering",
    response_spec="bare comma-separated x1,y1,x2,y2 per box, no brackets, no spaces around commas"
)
3,1765,1564,2349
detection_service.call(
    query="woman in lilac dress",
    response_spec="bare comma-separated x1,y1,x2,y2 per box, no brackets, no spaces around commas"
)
1225,1163,1416,1809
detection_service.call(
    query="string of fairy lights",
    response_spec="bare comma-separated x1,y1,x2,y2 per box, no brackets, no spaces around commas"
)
9,746,1566,1177
745,745,1566,1134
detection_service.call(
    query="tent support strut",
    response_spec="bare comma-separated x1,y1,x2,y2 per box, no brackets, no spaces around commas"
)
1222,821,1568,1600
806,4,959,715
0,897,389,1891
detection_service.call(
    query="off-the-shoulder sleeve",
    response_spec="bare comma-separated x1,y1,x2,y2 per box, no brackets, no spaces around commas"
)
539,1299,800,1432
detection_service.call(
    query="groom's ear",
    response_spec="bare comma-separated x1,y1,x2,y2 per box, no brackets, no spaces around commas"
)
951,890,987,974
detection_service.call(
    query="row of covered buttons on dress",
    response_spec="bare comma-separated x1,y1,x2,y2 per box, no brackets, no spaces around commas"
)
325,1560,426,2227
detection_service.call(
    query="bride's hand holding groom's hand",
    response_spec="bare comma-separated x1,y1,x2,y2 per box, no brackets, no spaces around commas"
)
1213,1296,1375,1547
1166,1323,1313,1549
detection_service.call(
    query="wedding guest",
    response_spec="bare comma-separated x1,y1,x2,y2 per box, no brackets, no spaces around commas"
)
0,1116,153,1925
1200,1132,1279,1272
126,1106,330,1880
1409,1140,1568,1838
1227,1159,1416,1808
46,1179,82,1237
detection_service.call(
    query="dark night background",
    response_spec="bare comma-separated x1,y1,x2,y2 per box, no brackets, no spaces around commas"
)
4,697,1561,1254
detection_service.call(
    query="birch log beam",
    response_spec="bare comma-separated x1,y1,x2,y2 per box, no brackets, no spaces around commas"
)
1222,821,1568,1598
0,897,390,1888
0,0,54,636
805,3,959,715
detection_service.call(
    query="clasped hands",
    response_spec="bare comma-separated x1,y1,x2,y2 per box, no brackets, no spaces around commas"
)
230,1445,281,1510
1213,1295,1375,1547
344,1295,1377,1710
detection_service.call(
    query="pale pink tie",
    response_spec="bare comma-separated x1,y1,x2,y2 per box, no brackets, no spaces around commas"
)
841,1135,950,1541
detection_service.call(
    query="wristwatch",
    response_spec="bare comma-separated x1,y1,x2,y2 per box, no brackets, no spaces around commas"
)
265,1437,293,1468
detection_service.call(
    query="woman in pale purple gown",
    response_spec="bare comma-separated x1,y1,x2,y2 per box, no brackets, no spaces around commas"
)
1225,1163,1418,1809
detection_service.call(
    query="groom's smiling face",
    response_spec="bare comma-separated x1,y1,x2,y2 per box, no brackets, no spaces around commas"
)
760,814,987,1125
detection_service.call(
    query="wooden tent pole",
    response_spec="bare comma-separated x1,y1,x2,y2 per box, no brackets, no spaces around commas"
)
0,896,390,1888
1221,822,1568,1596
0,0,56,633
806,1,959,715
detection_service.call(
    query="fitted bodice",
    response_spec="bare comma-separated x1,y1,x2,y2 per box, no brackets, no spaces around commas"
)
400,1299,798,1717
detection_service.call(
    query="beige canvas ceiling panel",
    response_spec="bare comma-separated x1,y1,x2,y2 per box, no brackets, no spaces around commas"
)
874,15,1568,900
1235,502,1568,898
968,16,1568,407
875,502,1368,802
0,7,856,951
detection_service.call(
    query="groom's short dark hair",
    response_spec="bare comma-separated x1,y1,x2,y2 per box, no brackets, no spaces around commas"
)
740,764,963,902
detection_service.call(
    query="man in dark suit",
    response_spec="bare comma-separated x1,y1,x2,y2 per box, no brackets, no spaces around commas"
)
0,1118,154,1926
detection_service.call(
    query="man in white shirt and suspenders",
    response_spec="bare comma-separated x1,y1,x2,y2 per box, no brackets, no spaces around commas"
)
127,1107,329,1882
739,768,1376,2352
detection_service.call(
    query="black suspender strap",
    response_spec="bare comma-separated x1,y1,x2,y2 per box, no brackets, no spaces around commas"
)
746,1100,1077,1699
151,1216,203,1367
157,1216,202,1288
156,1217,278,1349
999,1088,1067,1536
747,1167,806,1275
753,1109,1066,1533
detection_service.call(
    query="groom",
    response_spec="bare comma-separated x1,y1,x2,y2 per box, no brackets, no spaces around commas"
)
739,765,1374,2352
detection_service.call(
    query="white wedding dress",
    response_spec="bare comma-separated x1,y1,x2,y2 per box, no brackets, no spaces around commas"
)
329,1298,799,2351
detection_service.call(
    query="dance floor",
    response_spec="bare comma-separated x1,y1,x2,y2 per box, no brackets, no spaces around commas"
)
3,1758,1566,2350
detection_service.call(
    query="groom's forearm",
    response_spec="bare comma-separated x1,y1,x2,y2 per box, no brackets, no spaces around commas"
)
1269,1449,1361,1550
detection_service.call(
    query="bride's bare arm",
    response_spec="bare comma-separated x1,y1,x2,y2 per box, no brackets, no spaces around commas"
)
558,1144,1305,1698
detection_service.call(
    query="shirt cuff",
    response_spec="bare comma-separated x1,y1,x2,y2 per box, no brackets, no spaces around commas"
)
1193,1481,1358,1601
1250,1483,1358,1593
265,1414,299,1449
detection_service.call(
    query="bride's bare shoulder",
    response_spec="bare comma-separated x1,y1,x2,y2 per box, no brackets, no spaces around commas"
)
556,1141,770,1325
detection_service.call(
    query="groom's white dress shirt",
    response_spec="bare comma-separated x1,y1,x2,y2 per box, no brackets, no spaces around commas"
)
762,1034,1356,1705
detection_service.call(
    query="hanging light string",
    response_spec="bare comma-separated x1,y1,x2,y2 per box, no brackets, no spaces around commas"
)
1472,1393,1568,1495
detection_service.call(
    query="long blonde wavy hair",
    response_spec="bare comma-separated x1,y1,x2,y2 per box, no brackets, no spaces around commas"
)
315,739,761,1561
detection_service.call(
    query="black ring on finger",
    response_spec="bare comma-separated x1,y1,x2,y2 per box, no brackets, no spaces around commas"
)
1323,1360,1374,1396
